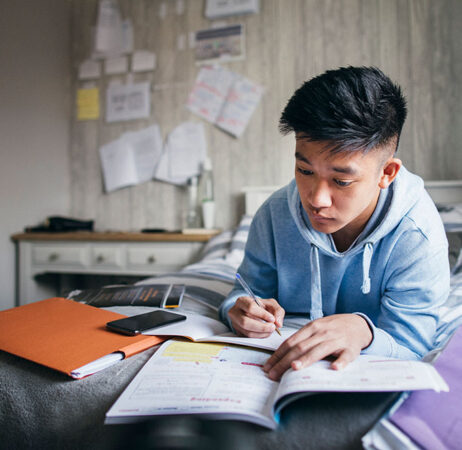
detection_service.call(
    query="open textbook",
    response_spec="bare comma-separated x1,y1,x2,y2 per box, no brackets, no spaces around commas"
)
105,340,449,429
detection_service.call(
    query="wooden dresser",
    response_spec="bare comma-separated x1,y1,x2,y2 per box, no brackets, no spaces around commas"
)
12,231,217,305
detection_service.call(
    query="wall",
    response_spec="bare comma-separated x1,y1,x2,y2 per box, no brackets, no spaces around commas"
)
70,0,462,232
0,0,72,309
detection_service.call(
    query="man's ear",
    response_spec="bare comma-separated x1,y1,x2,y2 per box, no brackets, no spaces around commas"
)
379,158,402,189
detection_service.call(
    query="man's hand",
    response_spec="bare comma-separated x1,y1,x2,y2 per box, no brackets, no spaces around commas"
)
228,297,285,338
263,314,373,380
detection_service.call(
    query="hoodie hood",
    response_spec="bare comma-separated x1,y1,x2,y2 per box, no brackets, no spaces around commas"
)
287,167,425,319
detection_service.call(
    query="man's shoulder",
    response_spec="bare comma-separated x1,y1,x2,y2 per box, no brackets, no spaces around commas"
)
387,168,446,245
404,190,446,244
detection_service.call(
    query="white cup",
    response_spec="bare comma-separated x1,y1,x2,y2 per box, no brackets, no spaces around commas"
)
202,201,216,229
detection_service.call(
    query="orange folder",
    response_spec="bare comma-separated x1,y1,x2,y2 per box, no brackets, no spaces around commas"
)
0,297,165,378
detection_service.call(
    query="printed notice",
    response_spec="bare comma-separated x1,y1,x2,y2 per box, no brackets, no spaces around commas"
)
106,82,151,123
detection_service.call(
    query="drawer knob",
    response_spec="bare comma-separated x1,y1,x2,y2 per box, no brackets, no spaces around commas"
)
147,255,156,264
48,253,59,262
96,254,105,263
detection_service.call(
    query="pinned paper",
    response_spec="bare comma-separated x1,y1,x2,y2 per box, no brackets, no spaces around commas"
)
205,0,260,19
95,0,123,54
78,60,101,80
132,50,156,72
99,124,163,192
106,82,151,122
187,65,263,137
77,88,100,120
194,24,245,64
155,122,207,185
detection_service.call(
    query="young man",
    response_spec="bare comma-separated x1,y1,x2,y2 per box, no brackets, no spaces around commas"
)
219,66,450,381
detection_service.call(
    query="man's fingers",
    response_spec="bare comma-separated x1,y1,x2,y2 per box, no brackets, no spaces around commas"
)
237,297,277,323
263,325,317,371
228,297,277,337
261,298,285,327
330,348,357,371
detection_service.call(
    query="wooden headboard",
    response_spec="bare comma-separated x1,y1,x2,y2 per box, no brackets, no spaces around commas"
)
243,180,462,215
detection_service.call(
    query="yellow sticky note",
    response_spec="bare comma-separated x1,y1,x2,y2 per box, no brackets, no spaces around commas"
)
77,88,99,120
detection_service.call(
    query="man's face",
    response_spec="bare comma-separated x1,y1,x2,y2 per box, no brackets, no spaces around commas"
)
294,138,393,241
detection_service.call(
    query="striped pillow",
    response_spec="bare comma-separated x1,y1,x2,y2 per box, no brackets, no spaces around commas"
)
198,230,234,261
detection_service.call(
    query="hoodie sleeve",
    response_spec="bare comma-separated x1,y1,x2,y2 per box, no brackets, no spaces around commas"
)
360,227,450,359
219,204,279,328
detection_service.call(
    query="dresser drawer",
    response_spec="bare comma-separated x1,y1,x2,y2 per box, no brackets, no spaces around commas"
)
90,246,123,268
32,245,87,267
126,243,201,270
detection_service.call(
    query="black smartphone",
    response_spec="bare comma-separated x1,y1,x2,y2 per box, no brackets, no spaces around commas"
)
106,310,187,336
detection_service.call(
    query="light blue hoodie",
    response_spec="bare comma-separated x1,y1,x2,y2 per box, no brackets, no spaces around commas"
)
219,167,450,359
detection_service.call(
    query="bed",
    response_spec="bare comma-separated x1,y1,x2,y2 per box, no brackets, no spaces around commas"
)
1,181,462,450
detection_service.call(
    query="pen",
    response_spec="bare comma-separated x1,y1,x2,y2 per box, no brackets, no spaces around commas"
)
235,273,282,336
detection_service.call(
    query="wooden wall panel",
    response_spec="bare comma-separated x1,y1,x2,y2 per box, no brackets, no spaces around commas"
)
70,0,462,231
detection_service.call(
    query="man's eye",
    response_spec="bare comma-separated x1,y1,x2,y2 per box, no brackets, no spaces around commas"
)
297,167,313,176
334,179,352,187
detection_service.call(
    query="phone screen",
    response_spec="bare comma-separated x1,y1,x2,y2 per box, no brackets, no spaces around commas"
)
106,310,186,335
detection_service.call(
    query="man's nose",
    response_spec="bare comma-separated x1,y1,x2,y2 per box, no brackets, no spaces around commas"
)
310,180,332,209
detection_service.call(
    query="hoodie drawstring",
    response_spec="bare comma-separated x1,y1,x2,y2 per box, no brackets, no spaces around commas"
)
361,242,373,294
310,244,323,320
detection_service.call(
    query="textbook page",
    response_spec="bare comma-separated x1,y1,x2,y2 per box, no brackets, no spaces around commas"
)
105,340,280,429
274,355,449,414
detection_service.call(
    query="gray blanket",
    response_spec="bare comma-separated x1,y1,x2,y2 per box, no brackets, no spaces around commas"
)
0,346,397,450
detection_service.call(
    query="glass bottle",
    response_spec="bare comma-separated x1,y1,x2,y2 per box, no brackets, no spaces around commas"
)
200,157,215,229
185,175,201,228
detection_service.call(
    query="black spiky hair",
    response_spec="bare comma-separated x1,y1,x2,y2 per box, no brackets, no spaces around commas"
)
279,66,407,153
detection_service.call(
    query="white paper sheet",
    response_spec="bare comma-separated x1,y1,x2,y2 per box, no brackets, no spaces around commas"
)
95,0,124,54
99,124,163,192
123,125,164,183
216,76,264,137
205,0,260,19
78,59,101,80
154,122,207,185
106,82,151,122
187,65,237,123
187,65,263,137
99,139,138,192
132,50,156,72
